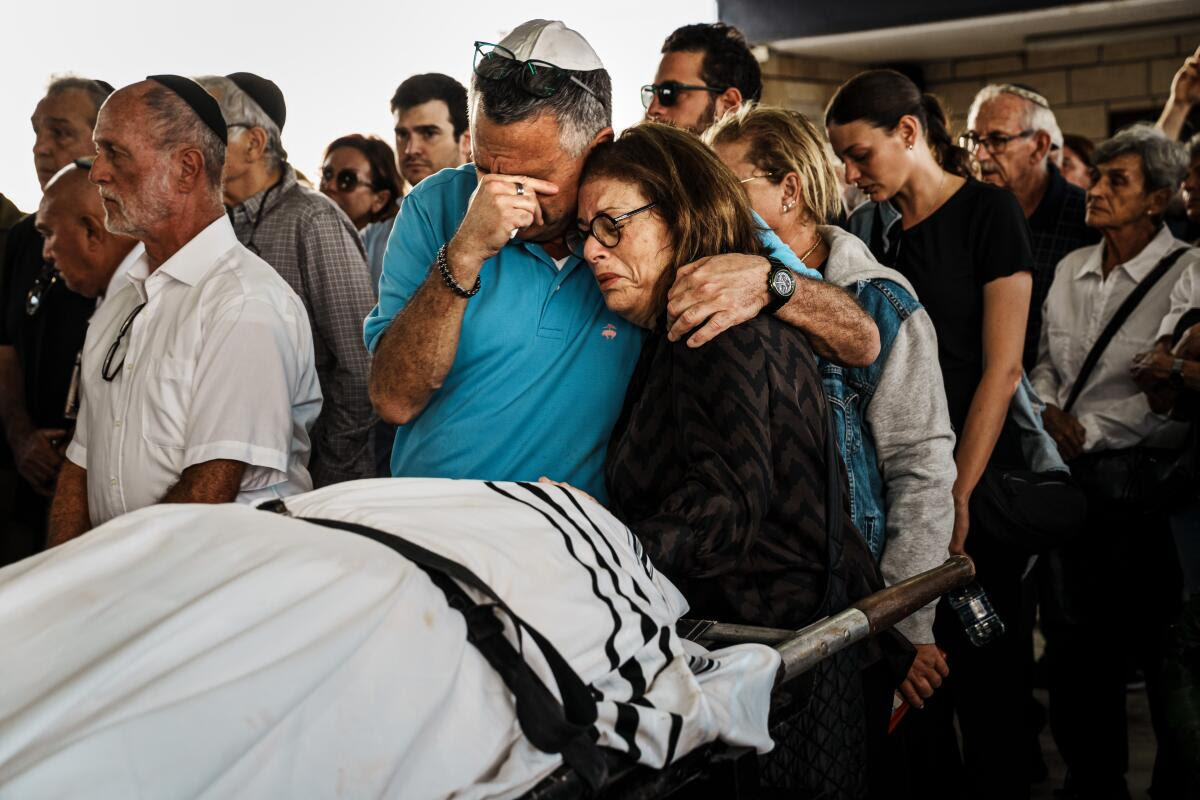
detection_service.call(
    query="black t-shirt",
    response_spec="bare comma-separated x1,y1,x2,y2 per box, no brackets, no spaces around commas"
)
0,214,94,432
881,179,1034,452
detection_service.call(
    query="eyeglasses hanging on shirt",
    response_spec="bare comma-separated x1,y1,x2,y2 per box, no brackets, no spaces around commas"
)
25,262,60,316
101,301,147,381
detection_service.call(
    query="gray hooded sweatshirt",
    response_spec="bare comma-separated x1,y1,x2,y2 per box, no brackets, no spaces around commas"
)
819,225,957,644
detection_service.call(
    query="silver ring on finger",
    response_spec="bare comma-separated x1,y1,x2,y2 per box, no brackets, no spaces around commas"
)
514,182,525,196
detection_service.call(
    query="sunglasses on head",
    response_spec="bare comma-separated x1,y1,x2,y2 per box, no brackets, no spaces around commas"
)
319,166,376,193
640,80,723,110
473,41,603,104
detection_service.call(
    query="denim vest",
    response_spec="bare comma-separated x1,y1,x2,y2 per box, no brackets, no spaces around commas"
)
821,277,922,560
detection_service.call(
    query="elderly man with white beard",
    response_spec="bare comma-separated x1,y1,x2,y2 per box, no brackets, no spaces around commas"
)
47,76,322,546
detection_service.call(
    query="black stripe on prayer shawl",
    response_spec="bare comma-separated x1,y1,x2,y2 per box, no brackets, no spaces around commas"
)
519,482,659,645
664,711,684,766
653,625,675,684
618,655,648,699
556,488,656,609
613,702,642,762
486,481,621,670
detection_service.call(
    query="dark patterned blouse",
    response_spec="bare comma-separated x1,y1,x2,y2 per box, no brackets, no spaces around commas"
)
605,314,881,629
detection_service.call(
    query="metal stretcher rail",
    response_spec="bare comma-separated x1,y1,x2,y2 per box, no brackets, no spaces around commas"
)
521,555,976,799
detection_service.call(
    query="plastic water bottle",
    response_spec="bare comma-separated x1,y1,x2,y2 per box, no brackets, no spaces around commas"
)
946,581,1006,647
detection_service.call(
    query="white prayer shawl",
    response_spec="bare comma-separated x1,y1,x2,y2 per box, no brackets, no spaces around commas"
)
0,478,779,799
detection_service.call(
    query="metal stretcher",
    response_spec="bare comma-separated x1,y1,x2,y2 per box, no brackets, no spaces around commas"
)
520,555,976,800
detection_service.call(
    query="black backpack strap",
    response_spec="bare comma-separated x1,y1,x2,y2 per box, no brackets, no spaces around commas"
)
1064,247,1188,414
262,506,609,791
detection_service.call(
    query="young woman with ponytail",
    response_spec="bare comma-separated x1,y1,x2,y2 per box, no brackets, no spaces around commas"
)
827,70,1035,799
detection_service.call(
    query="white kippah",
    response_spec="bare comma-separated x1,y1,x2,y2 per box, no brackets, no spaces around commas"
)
498,19,605,72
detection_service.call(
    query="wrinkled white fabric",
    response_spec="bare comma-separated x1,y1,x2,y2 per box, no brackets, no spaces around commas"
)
0,478,778,799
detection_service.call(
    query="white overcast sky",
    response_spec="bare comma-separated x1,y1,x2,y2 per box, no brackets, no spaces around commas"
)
0,0,716,212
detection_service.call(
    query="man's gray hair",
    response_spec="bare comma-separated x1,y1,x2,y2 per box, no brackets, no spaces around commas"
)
969,83,1062,150
194,75,288,169
141,84,226,202
1094,123,1188,192
46,74,112,122
469,68,611,157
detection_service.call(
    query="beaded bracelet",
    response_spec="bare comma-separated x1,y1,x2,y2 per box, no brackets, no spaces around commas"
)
437,243,481,298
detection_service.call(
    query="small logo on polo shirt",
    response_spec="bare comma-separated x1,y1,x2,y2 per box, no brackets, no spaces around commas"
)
601,324,617,340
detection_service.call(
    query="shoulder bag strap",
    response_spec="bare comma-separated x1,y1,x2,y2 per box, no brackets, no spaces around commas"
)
1063,247,1188,414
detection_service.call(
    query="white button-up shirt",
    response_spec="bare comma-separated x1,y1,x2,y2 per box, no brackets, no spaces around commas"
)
1031,225,1198,453
1158,260,1200,341
66,216,322,526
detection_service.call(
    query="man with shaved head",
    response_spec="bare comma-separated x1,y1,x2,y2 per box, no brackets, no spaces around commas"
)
47,77,322,546
36,163,138,302
0,76,111,563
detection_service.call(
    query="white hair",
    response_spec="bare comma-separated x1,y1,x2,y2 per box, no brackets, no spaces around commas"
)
194,75,287,169
969,84,1061,152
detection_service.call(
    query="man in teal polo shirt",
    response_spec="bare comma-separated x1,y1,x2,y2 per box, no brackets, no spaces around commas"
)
365,20,879,501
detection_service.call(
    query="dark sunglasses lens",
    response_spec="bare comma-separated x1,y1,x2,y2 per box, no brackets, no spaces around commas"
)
337,170,360,192
657,83,679,107
521,61,564,99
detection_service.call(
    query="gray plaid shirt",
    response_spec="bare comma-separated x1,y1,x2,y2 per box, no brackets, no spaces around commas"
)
229,165,376,486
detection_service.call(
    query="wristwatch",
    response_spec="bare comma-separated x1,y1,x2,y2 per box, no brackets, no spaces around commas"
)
1170,357,1186,390
764,256,796,315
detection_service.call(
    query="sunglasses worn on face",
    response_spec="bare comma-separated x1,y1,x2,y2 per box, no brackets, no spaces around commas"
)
640,81,723,110
566,202,658,259
473,42,603,104
320,166,376,193
958,129,1035,154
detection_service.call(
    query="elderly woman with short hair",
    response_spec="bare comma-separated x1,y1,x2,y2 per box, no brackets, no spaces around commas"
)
1031,123,1196,799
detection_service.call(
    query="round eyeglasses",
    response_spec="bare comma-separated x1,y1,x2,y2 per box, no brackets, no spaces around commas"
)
566,202,658,259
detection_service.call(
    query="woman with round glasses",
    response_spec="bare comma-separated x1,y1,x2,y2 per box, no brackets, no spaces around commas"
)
827,69,1033,798
573,122,889,795
319,134,403,292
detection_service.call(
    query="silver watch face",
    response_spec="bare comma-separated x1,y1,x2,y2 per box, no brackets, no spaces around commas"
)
770,268,796,298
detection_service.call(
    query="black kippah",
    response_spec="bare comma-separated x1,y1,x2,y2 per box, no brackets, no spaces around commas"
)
146,74,227,144
225,72,287,132
93,79,115,95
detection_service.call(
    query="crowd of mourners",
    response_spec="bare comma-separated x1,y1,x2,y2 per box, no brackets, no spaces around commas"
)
1,16,1199,800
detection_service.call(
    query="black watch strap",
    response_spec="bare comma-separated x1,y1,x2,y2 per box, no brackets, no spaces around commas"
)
764,256,794,315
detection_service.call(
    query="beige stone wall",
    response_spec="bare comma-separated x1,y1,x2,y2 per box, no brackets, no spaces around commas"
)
759,36,1194,143
759,51,866,122
923,35,1190,140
